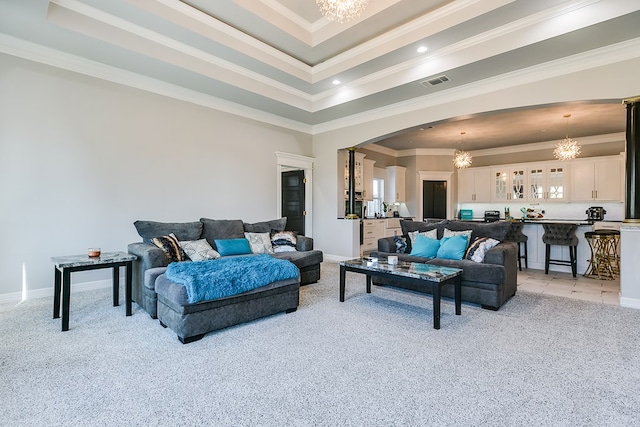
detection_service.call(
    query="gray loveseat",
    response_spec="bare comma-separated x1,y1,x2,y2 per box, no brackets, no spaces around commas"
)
127,217,323,319
371,219,517,310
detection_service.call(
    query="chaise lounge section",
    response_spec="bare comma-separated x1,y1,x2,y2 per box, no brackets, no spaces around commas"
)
127,217,322,319
155,255,300,343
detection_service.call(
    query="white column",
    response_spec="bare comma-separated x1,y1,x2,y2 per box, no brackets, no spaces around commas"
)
620,224,640,309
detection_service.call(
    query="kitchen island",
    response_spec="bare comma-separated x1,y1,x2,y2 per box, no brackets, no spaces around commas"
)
506,219,618,275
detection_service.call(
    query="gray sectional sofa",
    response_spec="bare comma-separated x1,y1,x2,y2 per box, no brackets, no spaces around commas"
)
371,219,517,310
127,217,323,320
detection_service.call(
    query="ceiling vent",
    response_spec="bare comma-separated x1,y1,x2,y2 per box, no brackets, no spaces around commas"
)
420,75,450,87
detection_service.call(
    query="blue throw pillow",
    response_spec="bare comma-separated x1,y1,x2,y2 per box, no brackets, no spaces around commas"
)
436,234,469,260
214,238,252,256
409,234,440,258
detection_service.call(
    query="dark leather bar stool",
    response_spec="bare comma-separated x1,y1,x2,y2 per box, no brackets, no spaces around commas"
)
542,223,579,277
504,222,528,271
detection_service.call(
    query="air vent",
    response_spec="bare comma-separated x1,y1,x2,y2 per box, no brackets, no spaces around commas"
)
420,75,450,87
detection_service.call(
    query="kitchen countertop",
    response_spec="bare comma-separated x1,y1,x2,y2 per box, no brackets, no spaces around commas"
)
462,218,611,226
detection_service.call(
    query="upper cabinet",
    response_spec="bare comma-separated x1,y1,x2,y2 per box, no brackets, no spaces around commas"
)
386,166,406,203
527,164,567,202
458,167,491,202
491,166,527,202
339,150,365,198
457,155,623,204
570,156,623,202
362,159,375,201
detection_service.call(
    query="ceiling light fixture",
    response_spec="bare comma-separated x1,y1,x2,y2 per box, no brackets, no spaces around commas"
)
553,114,581,161
417,46,428,53
332,79,341,85
453,131,472,169
316,0,369,23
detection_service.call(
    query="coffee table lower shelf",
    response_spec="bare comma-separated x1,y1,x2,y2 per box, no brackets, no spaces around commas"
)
339,258,462,329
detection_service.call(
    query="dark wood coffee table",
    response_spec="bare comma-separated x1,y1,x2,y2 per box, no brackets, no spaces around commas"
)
339,257,462,329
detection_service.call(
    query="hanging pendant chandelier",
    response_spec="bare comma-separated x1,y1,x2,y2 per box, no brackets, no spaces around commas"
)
316,0,369,23
553,114,581,161
453,131,472,169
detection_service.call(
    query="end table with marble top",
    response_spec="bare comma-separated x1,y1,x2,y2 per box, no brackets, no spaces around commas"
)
51,251,137,331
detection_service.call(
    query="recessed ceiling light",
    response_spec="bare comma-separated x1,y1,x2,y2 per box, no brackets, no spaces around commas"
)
332,80,341,85
417,46,428,53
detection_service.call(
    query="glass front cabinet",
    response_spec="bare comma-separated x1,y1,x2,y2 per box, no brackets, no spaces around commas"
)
491,167,526,202
528,165,566,202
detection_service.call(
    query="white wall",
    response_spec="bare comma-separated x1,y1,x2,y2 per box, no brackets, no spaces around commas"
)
0,54,312,299
3,48,640,300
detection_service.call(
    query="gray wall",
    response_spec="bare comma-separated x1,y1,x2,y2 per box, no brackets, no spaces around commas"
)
0,54,312,299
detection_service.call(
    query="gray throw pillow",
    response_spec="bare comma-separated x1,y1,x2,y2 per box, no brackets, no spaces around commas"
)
243,218,287,233
199,218,245,249
134,220,203,241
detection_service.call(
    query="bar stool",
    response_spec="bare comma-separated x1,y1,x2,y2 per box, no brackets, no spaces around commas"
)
542,223,578,277
584,229,620,280
504,222,528,271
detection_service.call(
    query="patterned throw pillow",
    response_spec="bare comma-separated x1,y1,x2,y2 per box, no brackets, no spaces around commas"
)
244,232,274,254
179,239,220,261
393,235,408,253
465,237,500,263
408,229,437,245
443,228,473,240
150,233,186,263
271,230,297,253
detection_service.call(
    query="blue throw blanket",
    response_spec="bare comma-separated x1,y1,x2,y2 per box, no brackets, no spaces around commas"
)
165,254,299,304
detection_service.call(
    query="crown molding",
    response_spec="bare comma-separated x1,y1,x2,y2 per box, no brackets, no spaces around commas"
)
49,0,314,110
128,0,312,81
0,33,313,134
359,143,398,157
48,0,639,114
311,0,512,83
363,133,625,159
468,132,625,157
312,37,640,134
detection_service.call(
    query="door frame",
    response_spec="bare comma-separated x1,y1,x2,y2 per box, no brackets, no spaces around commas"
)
417,171,454,221
275,152,314,237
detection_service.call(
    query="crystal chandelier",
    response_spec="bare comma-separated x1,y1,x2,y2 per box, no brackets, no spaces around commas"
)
453,131,472,169
316,0,369,23
553,114,581,161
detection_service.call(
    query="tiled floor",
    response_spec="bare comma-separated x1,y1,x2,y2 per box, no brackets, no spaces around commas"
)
518,268,620,305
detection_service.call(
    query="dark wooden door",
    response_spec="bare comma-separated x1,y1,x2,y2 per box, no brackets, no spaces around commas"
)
282,170,305,235
423,180,447,220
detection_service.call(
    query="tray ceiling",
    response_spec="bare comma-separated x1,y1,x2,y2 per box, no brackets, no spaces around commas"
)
1,0,639,150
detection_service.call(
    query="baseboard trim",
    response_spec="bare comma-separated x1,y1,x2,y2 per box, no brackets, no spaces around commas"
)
0,278,116,305
323,254,352,262
620,297,640,310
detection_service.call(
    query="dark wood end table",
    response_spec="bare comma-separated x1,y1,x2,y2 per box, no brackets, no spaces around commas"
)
51,252,137,331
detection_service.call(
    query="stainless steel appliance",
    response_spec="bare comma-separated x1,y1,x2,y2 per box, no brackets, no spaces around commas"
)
586,206,606,221
345,199,364,218
484,210,501,222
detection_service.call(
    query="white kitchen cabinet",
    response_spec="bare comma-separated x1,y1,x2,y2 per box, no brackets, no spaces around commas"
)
491,166,527,202
386,166,406,203
527,164,567,202
457,167,491,202
570,156,623,202
339,150,365,198
362,159,375,201
361,219,385,254
384,218,402,237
